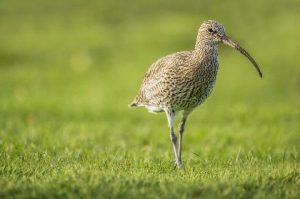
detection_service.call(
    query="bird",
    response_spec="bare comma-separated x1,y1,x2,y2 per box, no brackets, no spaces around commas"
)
129,20,263,167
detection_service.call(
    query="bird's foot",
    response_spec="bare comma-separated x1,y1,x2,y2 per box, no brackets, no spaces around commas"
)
174,160,182,168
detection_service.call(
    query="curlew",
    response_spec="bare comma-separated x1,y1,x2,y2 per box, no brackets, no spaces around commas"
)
129,20,263,167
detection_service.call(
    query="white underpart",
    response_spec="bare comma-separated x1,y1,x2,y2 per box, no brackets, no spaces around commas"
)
145,105,163,113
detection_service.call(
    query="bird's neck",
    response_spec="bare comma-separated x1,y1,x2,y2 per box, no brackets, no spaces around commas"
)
193,42,218,62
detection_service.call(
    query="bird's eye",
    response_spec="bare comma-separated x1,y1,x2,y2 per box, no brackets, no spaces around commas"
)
208,28,213,33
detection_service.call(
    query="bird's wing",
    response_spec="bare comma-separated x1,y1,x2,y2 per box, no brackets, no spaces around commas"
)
131,51,192,106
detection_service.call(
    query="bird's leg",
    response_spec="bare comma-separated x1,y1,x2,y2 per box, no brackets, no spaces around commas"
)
177,111,189,166
165,110,180,167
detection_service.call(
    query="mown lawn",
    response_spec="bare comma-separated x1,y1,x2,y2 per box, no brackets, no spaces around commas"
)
0,0,299,198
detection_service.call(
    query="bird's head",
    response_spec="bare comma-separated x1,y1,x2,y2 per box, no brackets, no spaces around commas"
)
198,20,226,44
197,20,263,78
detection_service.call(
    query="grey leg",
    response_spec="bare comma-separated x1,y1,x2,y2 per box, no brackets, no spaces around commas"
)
165,109,180,166
178,111,189,165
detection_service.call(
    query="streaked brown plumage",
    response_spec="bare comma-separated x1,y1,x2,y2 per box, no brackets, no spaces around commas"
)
129,20,263,167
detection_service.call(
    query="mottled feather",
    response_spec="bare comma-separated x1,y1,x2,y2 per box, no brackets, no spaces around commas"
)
130,46,218,113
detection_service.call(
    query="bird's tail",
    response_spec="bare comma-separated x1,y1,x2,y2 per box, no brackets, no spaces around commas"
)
128,100,138,108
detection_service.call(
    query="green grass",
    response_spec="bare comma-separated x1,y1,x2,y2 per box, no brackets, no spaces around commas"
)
0,0,300,198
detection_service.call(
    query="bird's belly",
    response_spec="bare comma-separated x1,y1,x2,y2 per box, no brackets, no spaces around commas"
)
170,79,216,111
192,80,216,105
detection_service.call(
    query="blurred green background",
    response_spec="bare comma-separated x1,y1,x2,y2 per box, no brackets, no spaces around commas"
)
0,0,299,198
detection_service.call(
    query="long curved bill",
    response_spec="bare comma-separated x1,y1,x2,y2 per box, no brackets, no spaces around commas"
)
221,35,263,78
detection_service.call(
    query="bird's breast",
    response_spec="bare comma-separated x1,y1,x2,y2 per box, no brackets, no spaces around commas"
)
170,61,219,111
